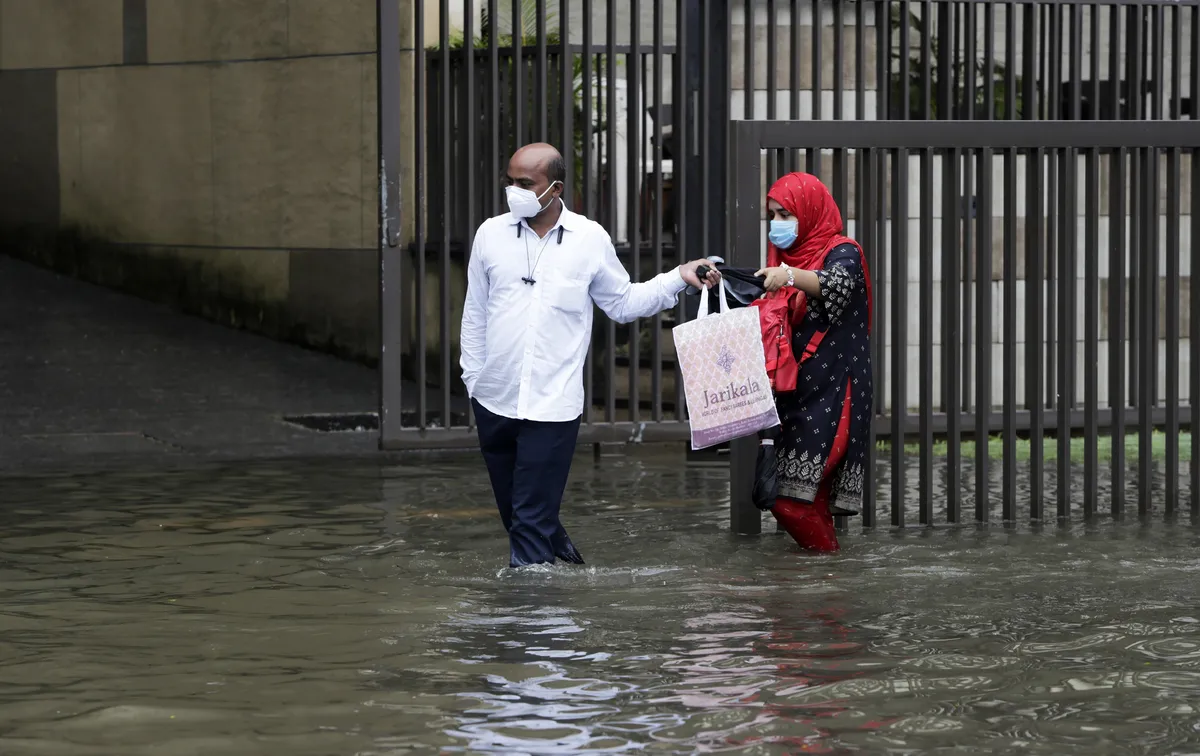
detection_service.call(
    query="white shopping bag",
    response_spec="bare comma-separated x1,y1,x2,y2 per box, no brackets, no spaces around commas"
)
673,280,780,450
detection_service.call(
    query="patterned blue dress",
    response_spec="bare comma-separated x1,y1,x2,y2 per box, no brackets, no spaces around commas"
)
774,242,874,511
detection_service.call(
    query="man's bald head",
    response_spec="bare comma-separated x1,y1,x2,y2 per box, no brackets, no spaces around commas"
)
511,142,565,183
505,143,566,221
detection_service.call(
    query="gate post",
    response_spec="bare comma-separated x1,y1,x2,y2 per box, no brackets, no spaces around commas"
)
729,126,763,535
377,0,404,448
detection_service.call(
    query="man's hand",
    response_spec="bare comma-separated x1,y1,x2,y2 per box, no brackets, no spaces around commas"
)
679,259,722,289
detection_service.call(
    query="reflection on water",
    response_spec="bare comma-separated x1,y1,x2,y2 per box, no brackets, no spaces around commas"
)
2,452,1200,754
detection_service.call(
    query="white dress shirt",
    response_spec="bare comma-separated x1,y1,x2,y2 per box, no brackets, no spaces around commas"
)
460,203,687,422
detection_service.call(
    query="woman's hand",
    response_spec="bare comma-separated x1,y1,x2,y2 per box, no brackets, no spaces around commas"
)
755,265,791,293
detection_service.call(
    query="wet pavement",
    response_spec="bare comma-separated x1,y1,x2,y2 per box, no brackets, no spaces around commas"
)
0,256,379,471
3,452,1200,755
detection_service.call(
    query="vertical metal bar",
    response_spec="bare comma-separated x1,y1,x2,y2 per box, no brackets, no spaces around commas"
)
919,0,932,120
1108,4,1119,121
983,1,995,120
862,147,879,530
582,0,595,424
834,0,845,120
965,0,977,119
892,147,909,529
1002,145,1018,520
1037,3,1047,119
378,0,404,444
439,0,453,431
1170,5,1182,120
961,2,977,416
919,146,934,526
937,0,954,119
1150,8,1164,411
489,0,500,215
1056,146,1075,521
944,146,963,523
1045,6,1060,411
809,0,825,177
1083,147,1099,518
963,146,974,417
673,0,687,421
605,0,617,422
1004,2,1016,119
831,0,846,200
536,0,547,140
897,1,910,121
1049,3,1063,120
813,0,826,120
1191,6,1200,518
651,0,664,422
954,0,964,117
1068,2,1082,121
789,0,801,171
1111,147,1128,519
1022,2,1037,122
512,0,523,146
1128,4,1143,408
699,0,711,261
731,128,763,536
560,0,571,194
1138,146,1156,517
877,1,889,134
627,0,641,423
874,4,889,422
464,0,477,431
1166,147,1181,515
766,0,778,181
1151,3,1164,122
414,0,428,430
1028,146,1045,520
1089,3,1101,120
855,0,866,122
976,146,993,523
744,0,754,121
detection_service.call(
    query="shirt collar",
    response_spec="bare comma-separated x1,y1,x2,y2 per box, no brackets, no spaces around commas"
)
509,199,583,235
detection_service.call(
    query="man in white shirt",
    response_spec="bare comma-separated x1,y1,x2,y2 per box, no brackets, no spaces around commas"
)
461,143,719,567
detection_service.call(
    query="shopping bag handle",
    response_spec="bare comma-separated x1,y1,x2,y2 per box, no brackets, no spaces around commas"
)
697,275,731,319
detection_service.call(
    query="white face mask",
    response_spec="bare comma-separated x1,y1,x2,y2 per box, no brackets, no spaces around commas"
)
506,182,559,219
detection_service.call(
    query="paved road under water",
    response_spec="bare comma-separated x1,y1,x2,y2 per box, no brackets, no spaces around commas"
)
2,452,1200,755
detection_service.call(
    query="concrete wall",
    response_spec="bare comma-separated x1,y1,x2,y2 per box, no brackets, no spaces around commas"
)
0,0,387,362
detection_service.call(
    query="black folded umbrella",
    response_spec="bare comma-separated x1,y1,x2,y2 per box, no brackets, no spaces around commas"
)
682,262,766,321
753,426,781,511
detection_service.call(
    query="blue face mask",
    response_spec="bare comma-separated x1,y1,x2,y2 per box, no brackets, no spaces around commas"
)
768,219,798,249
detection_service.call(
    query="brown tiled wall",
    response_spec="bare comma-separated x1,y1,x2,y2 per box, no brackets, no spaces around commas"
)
0,0,388,362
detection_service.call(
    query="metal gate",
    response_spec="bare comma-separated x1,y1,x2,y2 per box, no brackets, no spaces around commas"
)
378,0,1200,525
729,119,1200,531
379,0,730,450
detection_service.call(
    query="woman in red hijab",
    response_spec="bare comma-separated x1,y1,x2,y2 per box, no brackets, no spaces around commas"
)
753,172,873,552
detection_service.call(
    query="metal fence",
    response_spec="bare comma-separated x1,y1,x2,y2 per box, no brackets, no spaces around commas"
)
729,119,1200,531
382,0,730,449
379,0,1200,525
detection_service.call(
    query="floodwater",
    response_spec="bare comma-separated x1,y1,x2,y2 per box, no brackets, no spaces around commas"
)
2,452,1200,755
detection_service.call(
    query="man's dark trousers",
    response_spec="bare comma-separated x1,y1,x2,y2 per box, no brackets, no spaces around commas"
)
472,399,585,567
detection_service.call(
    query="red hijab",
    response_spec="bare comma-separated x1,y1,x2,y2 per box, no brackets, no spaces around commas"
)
766,172,872,330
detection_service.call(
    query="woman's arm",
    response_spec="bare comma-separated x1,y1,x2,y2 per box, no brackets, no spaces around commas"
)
756,264,820,296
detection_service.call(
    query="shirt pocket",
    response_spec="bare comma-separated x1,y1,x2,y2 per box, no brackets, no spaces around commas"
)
547,273,592,315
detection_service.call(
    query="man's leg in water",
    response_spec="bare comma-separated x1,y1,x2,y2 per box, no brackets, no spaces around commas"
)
508,414,584,567
473,400,519,532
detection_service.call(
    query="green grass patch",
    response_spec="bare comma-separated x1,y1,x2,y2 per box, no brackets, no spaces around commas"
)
877,431,1193,463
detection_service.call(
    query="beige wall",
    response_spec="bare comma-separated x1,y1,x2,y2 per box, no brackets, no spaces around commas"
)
0,0,388,362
